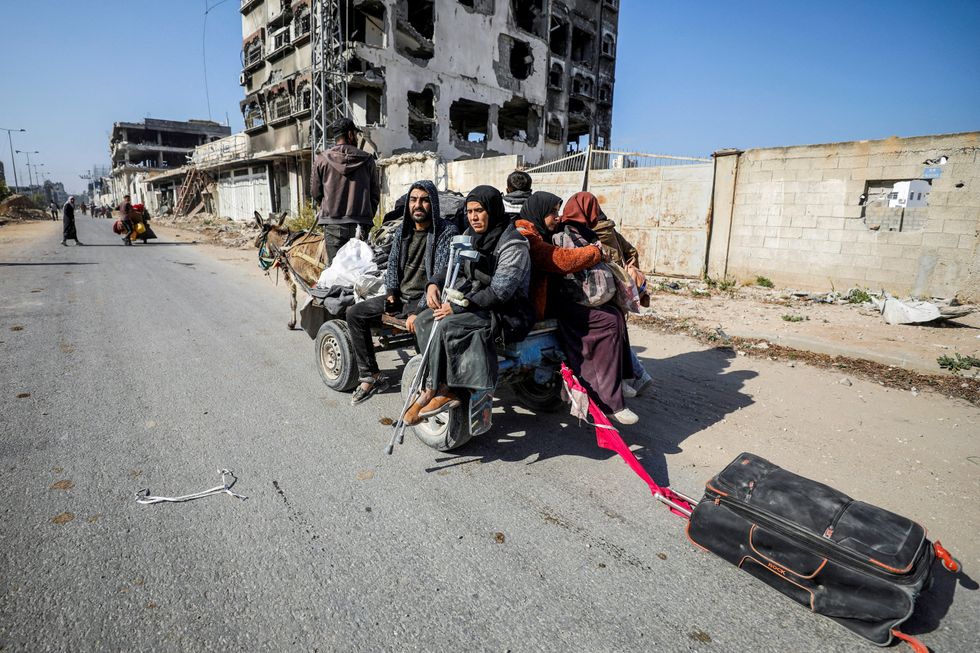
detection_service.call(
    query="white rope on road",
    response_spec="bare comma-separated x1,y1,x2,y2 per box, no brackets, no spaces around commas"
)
135,469,247,505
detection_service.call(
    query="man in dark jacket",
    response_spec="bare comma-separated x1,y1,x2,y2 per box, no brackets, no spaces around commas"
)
501,170,533,217
345,179,457,405
62,197,83,246
310,118,380,261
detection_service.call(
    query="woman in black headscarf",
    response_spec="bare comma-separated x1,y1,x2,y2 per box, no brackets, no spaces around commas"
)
405,185,533,424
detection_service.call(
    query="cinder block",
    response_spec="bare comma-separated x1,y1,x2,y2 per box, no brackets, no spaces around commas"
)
813,240,842,254
785,157,815,171
880,257,912,272
850,167,885,181
881,165,922,178
781,204,805,218
777,226,803,239
802,228,830,241
745,170,773,183
841,241,871,255
959,234,977,249
791,214,818,228
943,191,980,207
828,229,847,242
822,170,850,182
922,233,960,248
817,217,844,230
771,169,798,181
741,212,767,226
922,217,944,233
837,155,871,169
942,219,978,235
796,169,824,182
804,204,833,218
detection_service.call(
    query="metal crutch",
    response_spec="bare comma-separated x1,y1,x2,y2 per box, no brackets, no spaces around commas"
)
385,240,474,454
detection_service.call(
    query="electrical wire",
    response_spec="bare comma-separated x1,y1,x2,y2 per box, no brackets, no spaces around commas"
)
202,0,234,121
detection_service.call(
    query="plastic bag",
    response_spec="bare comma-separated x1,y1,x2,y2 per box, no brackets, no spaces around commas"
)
316,237,377,289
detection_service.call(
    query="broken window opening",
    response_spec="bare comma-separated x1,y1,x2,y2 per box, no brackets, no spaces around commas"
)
408,87,436,144
570,26,594,64
571,74,593,98
508,39,533,80
292,5,311,41
403,0,434,39
268,92,293,122
601,33,615,57
349,85,385,129
458,0,494,13
497,98,540,145
861,179,931,232
598,83,611,104
345,1,386,48
243,101,266,131
548,62,563,90
546,115,563,142
395,1,434,61
550,16,568,56
511,0,546,38
296,83,312,113
449,99,490,145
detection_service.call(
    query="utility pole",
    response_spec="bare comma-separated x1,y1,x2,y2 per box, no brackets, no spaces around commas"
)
1,127,26,189
16,150,38,189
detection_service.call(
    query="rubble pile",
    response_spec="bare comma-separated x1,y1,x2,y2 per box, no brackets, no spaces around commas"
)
0,194,49,223
161,212,260,248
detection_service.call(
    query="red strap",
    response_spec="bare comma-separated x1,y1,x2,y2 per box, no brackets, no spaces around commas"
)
560,364,693,517
891,629,928,653
933,540,960,573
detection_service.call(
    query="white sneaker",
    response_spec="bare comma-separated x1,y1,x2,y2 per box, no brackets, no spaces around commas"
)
612,408,639,425
622,382,637,398
633,373,654,397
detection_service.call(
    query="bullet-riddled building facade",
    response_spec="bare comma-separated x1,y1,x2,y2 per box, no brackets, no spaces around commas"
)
239,0,619,164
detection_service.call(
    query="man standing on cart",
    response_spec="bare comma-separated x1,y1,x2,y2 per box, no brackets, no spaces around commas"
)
345,179,457,405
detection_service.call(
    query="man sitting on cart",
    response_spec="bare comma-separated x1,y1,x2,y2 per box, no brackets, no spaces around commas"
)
346,179,458,405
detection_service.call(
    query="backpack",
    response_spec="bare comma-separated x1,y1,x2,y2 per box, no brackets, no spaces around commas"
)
552,226,616,307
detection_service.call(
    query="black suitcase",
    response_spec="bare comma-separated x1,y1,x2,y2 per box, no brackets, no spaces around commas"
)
687,452,959,649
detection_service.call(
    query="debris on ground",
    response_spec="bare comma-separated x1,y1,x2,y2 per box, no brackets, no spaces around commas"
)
159,212,260,248
633,313,980,406
135,469,247,504
0,194,49,222
874,295,975,326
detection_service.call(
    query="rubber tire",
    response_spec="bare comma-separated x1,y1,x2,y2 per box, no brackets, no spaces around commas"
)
402,354,473,451
512,371,564,413
315,319,359,392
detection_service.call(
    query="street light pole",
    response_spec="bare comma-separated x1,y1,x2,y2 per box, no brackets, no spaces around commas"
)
1,127,26,189
16,150,39,190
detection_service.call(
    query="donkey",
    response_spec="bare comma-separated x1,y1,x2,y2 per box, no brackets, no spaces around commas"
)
253,211,327,330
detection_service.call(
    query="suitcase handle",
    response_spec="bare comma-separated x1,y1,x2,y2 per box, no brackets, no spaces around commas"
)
934,540,961,573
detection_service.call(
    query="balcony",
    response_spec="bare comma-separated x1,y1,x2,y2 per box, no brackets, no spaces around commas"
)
268,95,294,126
291,10,311,44
266,27,293,61
243,42,265,74
240,0,262,15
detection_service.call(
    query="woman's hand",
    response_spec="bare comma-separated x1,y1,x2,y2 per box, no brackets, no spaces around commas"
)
425,284,441,309
433,302,453,320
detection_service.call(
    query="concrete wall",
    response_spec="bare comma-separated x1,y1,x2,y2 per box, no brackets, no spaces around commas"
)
707,132,980,301
531,163,714,277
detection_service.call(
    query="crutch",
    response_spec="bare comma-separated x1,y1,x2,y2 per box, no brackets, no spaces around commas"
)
385,238,475,454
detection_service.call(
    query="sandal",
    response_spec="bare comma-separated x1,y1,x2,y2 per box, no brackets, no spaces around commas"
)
350,374,391,405
419,392,461,417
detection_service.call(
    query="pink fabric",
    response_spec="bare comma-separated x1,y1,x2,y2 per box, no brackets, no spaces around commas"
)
561,363,693,517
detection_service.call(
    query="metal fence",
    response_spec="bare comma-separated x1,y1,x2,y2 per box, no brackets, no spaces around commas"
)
525,148,710,174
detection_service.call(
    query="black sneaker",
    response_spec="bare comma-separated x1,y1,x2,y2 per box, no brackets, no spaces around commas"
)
351,374,391,405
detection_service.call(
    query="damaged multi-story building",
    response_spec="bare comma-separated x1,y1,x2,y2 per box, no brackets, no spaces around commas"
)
109,118,230,201
240,0,618,165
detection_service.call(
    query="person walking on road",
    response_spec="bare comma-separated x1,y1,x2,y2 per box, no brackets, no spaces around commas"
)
310,117,380,261
62,197,83,246
118,194,135,245
49,202,58,221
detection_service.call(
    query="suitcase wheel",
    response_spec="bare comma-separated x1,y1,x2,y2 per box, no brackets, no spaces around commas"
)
934,540,961,573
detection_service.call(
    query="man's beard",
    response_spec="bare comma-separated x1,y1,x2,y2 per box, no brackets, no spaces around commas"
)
412,210,430,223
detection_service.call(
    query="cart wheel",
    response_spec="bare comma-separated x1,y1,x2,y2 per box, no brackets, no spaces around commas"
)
402,354,473,451
512,371,564,413
315,319,358,392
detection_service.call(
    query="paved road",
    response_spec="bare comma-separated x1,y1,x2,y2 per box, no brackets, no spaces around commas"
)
1,216,977,651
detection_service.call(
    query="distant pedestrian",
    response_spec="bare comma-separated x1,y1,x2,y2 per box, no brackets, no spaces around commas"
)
62,197,83,246
118,194,134,245
502,170,533,217
310,117,380,261
49,202,58,221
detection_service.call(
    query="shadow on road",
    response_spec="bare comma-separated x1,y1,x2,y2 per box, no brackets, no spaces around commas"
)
0,262,99,266
75,242,200,247
904,562,978,638
423,346,757,487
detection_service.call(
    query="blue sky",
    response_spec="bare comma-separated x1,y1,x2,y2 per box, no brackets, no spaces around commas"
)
1,0,977,193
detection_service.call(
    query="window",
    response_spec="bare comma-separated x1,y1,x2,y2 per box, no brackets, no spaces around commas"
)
550,16,568,56
449,99,490,144
548,62,563,89
293,6,311,40
269,92,292,122
511,0,546,37
497,97,540,145
571,26,594,63
407,87,436,144
509,39,533,80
